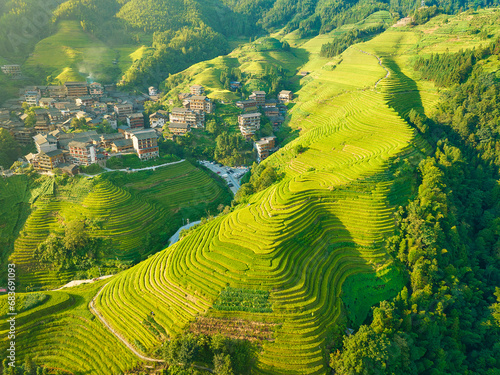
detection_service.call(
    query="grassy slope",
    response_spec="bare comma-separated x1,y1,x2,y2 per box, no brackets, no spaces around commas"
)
6,9,500,374
24,20,145,84
7,161,231,291
161,39,306,102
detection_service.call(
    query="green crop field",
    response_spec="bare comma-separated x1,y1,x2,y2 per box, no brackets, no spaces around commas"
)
8,9,500,374
5,161,231,291
24,20,145,84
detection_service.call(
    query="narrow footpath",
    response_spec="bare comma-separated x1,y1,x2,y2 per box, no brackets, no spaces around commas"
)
353,47,390,87
89,283,165,362
89,282,214,372
80,159,186,178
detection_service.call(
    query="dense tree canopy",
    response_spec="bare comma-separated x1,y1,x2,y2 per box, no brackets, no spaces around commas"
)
0,128,21,169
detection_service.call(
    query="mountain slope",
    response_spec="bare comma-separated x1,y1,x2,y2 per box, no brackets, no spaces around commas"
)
3,8,500,375
92,20,434,374
4,160,232,290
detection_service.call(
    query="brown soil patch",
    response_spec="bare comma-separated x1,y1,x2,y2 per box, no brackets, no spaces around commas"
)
189,316,277,342
423,25,439,34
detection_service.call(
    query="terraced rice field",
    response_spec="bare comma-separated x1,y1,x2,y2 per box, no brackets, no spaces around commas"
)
0,283,138,373
7,161,230,291
116,161,228,213
0,176,31,254
94,28,431,374
12,11,498,374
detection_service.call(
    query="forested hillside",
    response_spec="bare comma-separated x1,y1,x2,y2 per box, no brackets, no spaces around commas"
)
1,0,499,95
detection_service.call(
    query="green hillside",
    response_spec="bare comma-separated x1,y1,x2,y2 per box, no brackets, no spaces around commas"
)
24,20,142,84
4,161,232,291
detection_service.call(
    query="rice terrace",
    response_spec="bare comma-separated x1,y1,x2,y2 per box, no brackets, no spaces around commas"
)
1,2,500,375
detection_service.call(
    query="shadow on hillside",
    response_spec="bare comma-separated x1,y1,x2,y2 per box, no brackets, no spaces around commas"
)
383,57,425,119
286,46,311,93
270,176,403,333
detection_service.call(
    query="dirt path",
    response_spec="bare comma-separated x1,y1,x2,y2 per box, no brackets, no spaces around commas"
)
81,159,186,178
89,283,165,362
353,47,390,88
53,275,114,291
89,283,214,372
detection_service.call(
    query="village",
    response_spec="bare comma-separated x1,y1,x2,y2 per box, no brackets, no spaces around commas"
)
0,65,294,176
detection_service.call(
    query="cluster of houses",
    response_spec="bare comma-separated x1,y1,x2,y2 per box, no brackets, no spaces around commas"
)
165,85,215,135
237,89,293,162
1,65,22,79
0,81,161,174
0,74,294,172
25,127,159,173
170,84,293,162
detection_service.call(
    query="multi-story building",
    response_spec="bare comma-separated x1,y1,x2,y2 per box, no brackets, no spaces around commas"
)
68,141,97,166
190,85,204,95
269,115,285,130
1,65,22,78
47,85,67,98
249,91,266,107
238,113,261,139
89,82,104,98
254,136,277,162
236,100,258,111
33,134,58,153
39,98,56,107
47,108,64,123
111,139,134,153
187,96,213,113
170,107,204,128
131,129,159,160
34,109,51,133
169,122,191,135
264,107,279,118
126,113,144,129
28,149,65,171
149,110,169,128
75,96,94,107
11,127,35,146
114,103,133,121
65,82,88,98
278,90,293,103
99,133,125,148
25,90,40,106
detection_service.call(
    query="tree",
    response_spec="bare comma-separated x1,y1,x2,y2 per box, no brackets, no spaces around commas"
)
330,325,415,375
0,128,21,169
214,353,233,375
63,220,87,252
71,117,87,129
